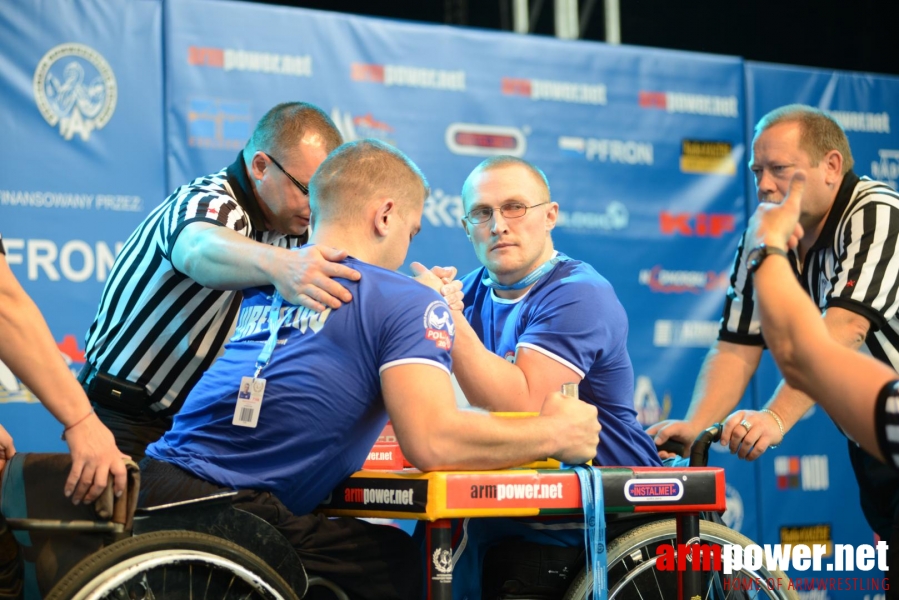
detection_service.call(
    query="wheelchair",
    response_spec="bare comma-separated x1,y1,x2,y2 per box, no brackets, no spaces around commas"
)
0,453,345,600
560,426,796,600
1,424,797,600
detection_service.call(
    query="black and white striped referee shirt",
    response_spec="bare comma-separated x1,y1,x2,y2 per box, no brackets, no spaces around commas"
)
720,171,899,371
83,152,303,415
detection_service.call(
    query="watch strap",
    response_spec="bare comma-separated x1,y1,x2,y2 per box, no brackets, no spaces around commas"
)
747,244,789,274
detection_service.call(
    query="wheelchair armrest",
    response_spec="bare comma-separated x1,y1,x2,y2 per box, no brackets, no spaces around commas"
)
135,491,238,515
113,459,140,530
0,453,140,533
0,453,141,596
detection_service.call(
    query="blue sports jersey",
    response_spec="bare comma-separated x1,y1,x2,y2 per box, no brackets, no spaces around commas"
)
461,253,660,467
147,255,454,515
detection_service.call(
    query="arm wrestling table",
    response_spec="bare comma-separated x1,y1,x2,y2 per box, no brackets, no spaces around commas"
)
318,465,726,600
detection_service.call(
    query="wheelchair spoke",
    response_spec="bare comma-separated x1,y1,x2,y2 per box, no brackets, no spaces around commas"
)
566,520,795,600
46,532,299,600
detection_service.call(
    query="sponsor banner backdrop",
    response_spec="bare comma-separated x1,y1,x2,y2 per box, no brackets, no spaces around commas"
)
0,0,164,449
746,62,899,595
171,0,761,535
4,0,890,575
164,3,759,537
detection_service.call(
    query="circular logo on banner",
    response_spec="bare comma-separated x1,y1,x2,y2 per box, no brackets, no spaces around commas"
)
33,43,117,141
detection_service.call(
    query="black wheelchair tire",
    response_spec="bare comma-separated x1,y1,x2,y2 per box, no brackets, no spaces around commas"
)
45,529,300,600
562,519,797,600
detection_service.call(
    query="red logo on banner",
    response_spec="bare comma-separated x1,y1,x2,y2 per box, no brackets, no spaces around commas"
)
501,77,532,96
57,335,86,364
639,91,667,109
351,63,385,83
659,212,735,237
454,132,518,150
188,46,224,68
776,456,801,489
354,113,393,132
641,266,729,293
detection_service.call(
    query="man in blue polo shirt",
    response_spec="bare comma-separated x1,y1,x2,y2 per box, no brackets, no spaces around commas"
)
139,141,601,600
420,156,659,600
434,156,658,467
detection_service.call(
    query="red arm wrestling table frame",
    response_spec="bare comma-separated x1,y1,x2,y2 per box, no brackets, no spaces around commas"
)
318,465,726,600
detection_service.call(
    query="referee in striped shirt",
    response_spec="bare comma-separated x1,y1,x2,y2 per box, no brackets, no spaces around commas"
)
81,102,359,462
747,171,899,475
649,105,899,560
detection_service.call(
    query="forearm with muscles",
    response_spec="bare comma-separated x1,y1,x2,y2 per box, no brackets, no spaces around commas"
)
171,223,284,290
756,257,891,460
685,340,762,427
0,260,93,426
449,314,534,411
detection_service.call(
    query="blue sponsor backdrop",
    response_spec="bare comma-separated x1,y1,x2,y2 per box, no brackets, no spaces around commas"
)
1,0,897,595
0,0,165,451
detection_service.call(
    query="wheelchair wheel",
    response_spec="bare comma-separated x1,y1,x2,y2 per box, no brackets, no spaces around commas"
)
45,530,300,600
562,519,797,600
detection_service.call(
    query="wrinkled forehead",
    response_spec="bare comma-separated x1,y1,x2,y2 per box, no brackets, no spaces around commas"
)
751,121,804,157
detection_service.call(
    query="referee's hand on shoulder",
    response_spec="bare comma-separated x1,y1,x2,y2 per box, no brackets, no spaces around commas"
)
276,245,361,312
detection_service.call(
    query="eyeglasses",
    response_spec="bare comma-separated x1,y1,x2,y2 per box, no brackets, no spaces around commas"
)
266,153,309,196
464,201,551,224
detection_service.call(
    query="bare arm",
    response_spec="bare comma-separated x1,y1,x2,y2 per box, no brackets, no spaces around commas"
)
382,364,600,470
171,222,361,311
0,424,14,473
0,257,126,503
724,306,871,459
755,257,889,460
748,171,893,462
647,340,761,456
450,314,582,411
409,263,580,412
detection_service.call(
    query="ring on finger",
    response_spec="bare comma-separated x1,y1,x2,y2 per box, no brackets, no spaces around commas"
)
740,419,753,432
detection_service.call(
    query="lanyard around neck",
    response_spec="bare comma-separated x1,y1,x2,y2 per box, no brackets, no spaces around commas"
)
481,255,568,291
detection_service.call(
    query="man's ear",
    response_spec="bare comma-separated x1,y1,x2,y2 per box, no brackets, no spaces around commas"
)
461,218,472,240
374,198,396,237
545,202,559,232
249,151,269,182
822,150,843,186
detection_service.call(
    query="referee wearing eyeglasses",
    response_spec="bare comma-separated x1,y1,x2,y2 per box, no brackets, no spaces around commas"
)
80,102,360,461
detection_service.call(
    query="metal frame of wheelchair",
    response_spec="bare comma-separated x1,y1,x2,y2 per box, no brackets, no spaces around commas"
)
0,453,345,600
557,427,797,600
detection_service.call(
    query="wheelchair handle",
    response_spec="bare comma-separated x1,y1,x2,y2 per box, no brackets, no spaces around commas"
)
655,439,686,456
689,423,723,468
654,424,723,467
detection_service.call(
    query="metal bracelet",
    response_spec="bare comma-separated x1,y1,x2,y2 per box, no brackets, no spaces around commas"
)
761,408,785,437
